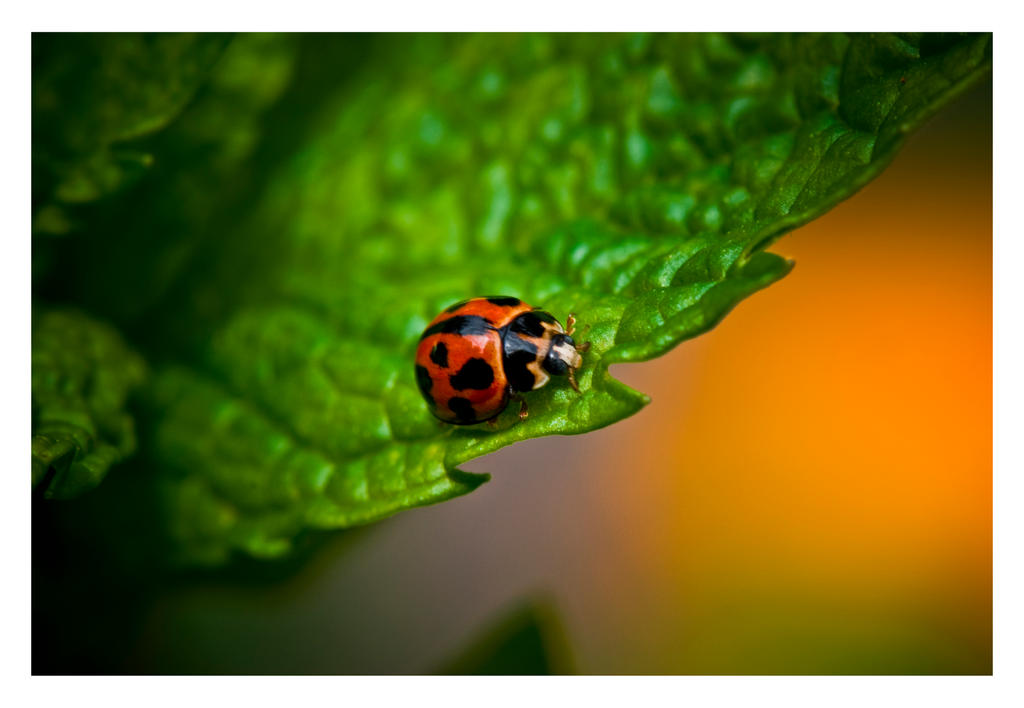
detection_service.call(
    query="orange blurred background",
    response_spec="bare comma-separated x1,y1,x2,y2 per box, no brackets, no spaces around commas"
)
141,80,991,675
574,80,992,673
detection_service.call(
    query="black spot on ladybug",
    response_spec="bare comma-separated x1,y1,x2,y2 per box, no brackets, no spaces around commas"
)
503,332,539,392
531,309,557,324
449,358,495,390
508,311,546,338
448,396,477,423
486,296,521,307
420,315,493,340
505,349,537,392
429,341,449,368
415,365,433,396
503,329,537,358
444,299,470,313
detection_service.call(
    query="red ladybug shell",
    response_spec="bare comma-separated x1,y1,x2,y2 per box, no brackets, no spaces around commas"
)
415,296,534,424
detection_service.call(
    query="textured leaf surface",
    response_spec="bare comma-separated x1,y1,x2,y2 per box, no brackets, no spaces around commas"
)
32,310,147,499
31,33,991,564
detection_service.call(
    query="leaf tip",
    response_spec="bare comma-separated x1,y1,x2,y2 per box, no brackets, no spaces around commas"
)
449,467,491,490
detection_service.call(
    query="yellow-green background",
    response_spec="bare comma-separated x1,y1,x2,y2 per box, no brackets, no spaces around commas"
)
131,78,991,676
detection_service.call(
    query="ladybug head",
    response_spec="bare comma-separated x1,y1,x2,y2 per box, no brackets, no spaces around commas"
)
542,332,582,376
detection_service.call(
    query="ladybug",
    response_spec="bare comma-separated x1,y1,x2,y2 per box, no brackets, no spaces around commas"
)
414,296,590,425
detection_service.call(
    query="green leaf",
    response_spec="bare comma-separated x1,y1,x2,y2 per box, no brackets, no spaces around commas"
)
35,33,990,563
147,32,990,564
41,33,301,322
438,601,575,675
32,33,230,232
32,310,147,499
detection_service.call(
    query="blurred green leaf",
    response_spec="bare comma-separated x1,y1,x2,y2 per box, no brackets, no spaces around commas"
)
439,600,574,675
32,33,229,229
31,33,991,564
45,33,301,321
32,310,147,499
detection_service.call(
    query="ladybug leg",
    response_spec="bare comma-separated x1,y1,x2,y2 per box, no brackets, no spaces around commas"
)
577,341,592,353
514,394,529,421
486,417,500,430
566,313,592,338
567,367,580,393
